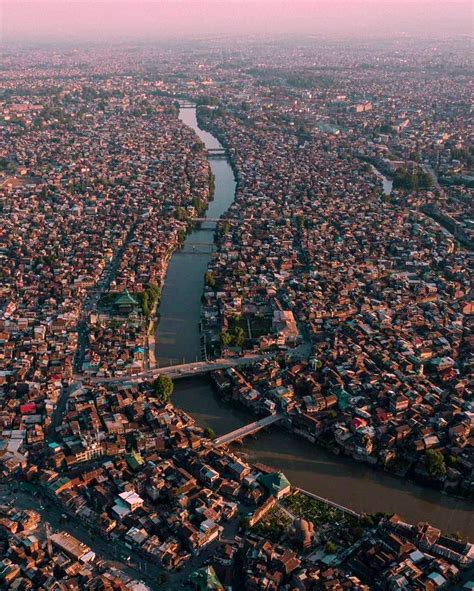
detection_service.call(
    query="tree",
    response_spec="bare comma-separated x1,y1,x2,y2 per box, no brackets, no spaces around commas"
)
205,271,216,289
143,284,161,317
295,215,305,231
204,427,216,439
393,166,433,191
221,331,233,347
233,326,246,348
425,449,446,478
152,376,174,403
325,541,337,554
450,531,469,543
141,292,150,317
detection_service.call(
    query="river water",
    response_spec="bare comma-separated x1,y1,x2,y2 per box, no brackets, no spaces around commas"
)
370,164,393,195
155,105,473,537
154,107,236,367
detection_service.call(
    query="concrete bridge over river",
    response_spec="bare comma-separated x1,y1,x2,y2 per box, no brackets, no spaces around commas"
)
82,355,264,385
206,147,227,159
213,414,283,447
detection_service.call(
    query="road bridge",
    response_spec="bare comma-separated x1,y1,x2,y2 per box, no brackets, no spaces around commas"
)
186,243,216,254
84,355,264,385
194,217,225,223
213,414,283,447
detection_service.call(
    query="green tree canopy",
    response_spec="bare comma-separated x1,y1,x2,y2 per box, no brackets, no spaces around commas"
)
325,541,337,554
205,271,217,289
425,449,446,478
204,427,216,439
221,330,233,347
233,326,246,348
152,375,174,403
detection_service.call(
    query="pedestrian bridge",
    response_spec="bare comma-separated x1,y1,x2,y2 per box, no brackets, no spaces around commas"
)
213,414,283,447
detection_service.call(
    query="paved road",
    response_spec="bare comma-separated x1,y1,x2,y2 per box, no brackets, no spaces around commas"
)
0,483,158,589
73,220,139,373
85,354,266,385
424,163,441,189
48,382,84,442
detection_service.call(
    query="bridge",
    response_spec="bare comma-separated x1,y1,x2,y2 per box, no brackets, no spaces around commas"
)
207,148,227,159
213,414,283,447
186,242,215,254
83,355,265,385
193,217,226,223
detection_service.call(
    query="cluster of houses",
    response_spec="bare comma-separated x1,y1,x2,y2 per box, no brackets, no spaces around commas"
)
0,77,212,464
26,384,292,572
173,54,474,498
213,347,473,494
194,513,474,590
0,38,472,590
0,507,151,590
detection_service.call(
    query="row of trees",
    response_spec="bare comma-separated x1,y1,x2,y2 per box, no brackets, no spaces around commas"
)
425,449,447,478
393,166,433,191
141,284,161,319
205,271,217,288
221,323,246,348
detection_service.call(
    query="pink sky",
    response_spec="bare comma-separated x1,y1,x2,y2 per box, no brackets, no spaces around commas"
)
2,0,472,42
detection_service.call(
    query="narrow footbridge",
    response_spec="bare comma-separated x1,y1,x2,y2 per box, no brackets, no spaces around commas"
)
213,413,283,447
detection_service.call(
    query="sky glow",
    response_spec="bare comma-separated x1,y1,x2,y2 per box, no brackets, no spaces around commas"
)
2,0,471,42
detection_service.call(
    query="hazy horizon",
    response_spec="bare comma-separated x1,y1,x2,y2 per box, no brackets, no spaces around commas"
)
1,0,472,44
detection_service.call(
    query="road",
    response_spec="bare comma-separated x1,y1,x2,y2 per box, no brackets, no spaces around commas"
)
48,382,84,442
73,220,139,373
0,481,246,591
424,163,441,189
0,482,159,589
85,354,266,384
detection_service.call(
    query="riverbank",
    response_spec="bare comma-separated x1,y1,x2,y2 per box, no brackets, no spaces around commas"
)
172,376,474,537
154,105,236,367
157,104,473,538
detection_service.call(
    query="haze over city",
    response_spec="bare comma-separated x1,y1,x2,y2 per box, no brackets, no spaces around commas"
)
2,0,472,42
1,0,473,589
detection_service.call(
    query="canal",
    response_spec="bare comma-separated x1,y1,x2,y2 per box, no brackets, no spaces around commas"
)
156,105,473,537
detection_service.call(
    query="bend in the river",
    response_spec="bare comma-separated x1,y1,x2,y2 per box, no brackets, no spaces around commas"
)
154,104,473,538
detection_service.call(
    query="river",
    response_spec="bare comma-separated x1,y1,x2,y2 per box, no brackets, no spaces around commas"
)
154,106,236,367
155,105,473,537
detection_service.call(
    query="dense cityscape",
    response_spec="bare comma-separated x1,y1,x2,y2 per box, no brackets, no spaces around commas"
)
0,23,473,591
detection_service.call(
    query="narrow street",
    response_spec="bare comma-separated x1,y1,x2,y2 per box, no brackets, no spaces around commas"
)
73,219,139,373
47,382,84,442
0,482,247,591
0,483,161,590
